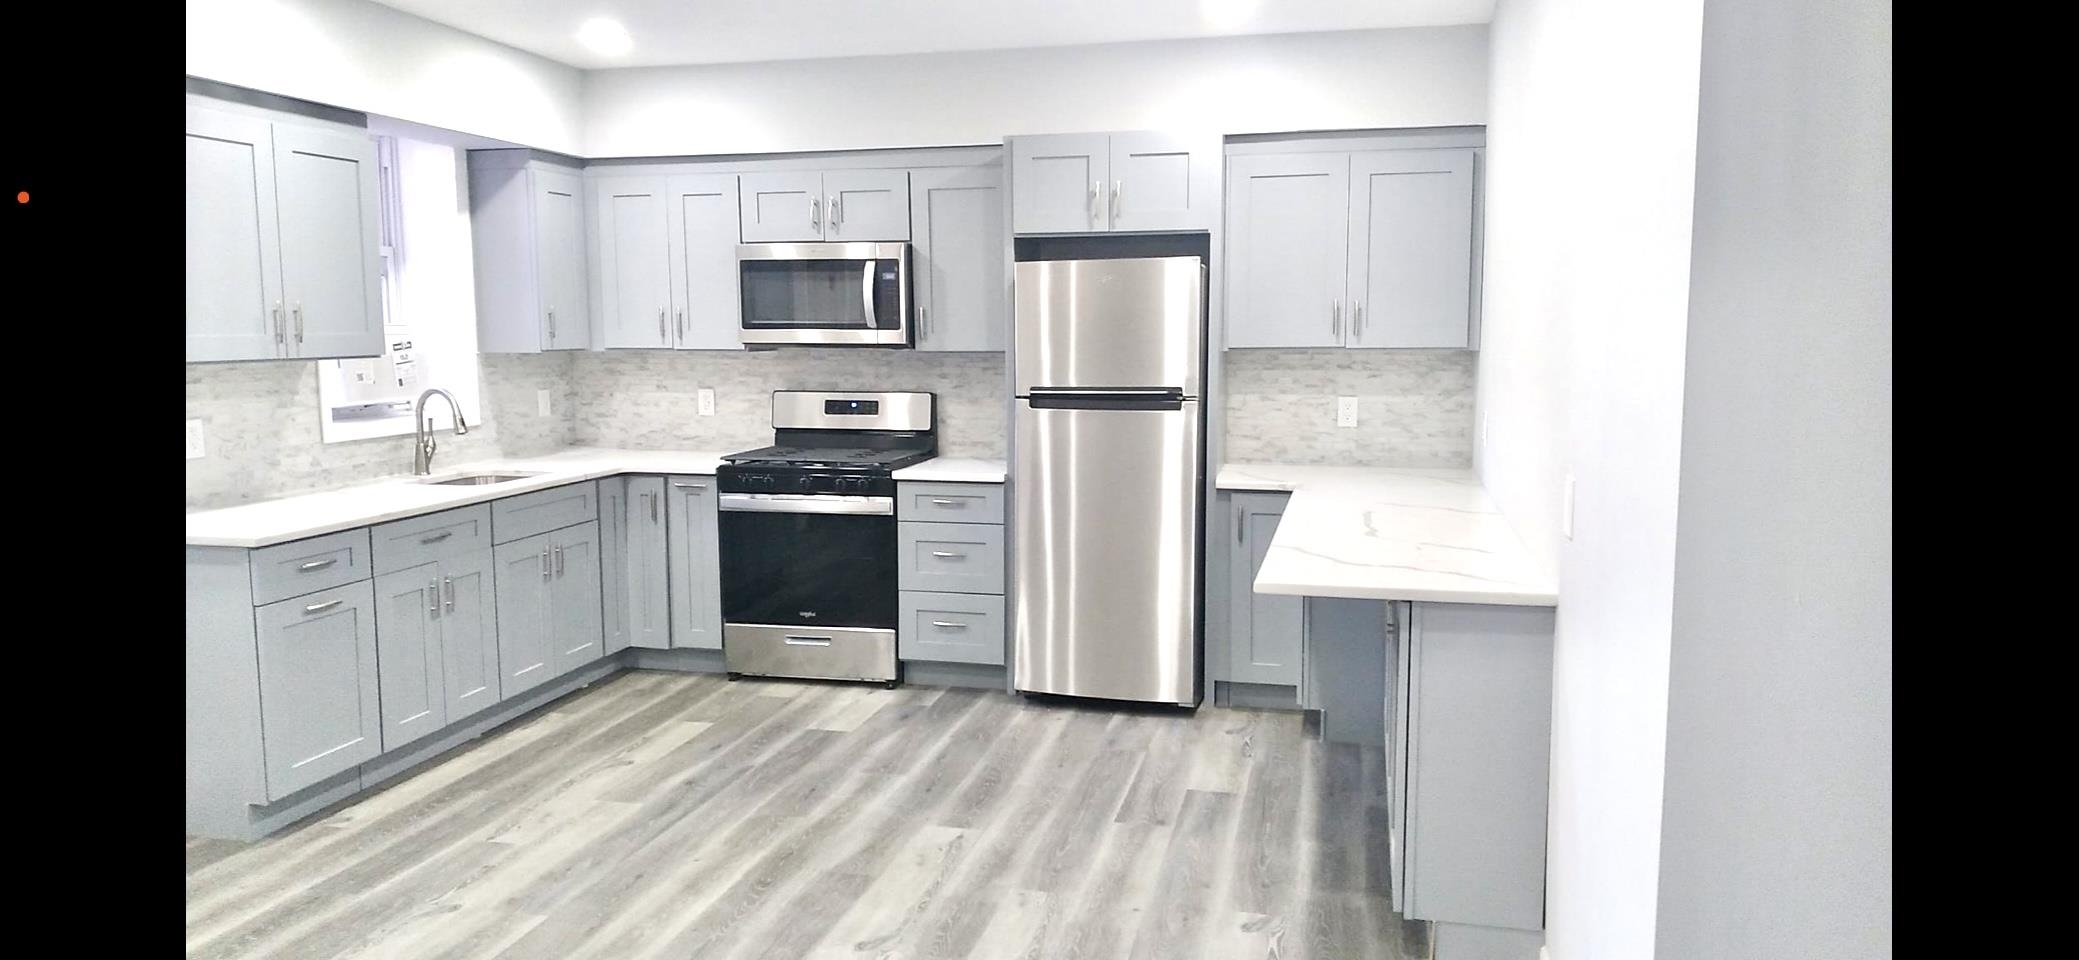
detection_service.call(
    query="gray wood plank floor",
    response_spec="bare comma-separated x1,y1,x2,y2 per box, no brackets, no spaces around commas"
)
186,670,1431,960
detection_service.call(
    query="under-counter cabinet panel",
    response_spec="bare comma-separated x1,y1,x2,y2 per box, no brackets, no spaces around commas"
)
666,476,724,649
899,592,1005,665
1228,493,1303,686
1225,154,1350,348
186,103,383,362
1011,131,1217,234
255,581,381,800
494,533,556,696
374,567,446,751
619,477,673,649
1347,149,1477,349
549,522,605,675
470,151,591,353
910,165,1006,351
600,479,630,653
438,550,501,724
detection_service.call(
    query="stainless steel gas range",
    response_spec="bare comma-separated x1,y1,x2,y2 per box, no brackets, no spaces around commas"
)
715,391,937,686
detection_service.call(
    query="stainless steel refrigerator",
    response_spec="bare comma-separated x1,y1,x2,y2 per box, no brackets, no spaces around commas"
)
1012,255,1206,706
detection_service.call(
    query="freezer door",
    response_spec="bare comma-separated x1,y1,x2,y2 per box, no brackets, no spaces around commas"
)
1013,399,1202,704
1014,257,1204,396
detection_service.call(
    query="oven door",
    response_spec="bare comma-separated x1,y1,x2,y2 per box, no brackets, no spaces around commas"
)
737,242,910,346
718,494,898,630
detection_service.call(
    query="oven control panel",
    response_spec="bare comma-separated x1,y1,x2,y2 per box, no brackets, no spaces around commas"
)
717,469,896,498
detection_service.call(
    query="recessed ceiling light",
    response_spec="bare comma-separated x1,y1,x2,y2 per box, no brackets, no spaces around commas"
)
576,17,632,57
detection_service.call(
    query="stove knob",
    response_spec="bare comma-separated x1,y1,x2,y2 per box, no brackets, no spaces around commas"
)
796,475,818,493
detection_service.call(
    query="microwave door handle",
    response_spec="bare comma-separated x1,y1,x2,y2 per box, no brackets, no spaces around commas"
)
861,261,876,328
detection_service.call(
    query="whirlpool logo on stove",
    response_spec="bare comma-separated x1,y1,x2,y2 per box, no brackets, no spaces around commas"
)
798,611,818,618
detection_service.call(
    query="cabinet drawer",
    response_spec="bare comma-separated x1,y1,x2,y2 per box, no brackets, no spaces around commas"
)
898,482,1004,524
899,591,1005,665
250,528,373,606
493,481,599,544
898,522,1005,595
372,504,492,574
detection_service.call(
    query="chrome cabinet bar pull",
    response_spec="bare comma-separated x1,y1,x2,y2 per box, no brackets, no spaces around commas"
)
676,309,685,340
1332,300,1342,337
919,306,928,338
929,498,960,505
811,197,821,232
649,492,658,523
540,547,550,580
555,544,566,576
293,302,305,343
428,580,440,618
1089,181,1100,221
303,598,342,615
298,558,337,571
673,481,707,489
930,621,968,630
832,195,843,231
1111,180,1121,219
443,576,454,612
930,551,965,559
658,307,667,339
419,530,453,544
1237,507,1244,543
547,307,557,342
1354,303,1365,338
272,302,286,346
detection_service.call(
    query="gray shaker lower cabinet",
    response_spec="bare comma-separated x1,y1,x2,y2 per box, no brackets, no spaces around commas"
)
1228,493,1302,686
374,565,447,752
254,581,382,800
898,592,1005,665
494,532,557,696
665,476,723,650
549,521,605,675
617,476,672,650
600,478,629,654
438,550,501,724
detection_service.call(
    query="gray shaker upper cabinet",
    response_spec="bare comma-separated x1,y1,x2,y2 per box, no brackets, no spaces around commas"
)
1224,140,1481,350
1346,149,1477,349
594,176,674,349
910,164,1006,352
740,170,912,243
470,151,591,353
667,174,748,350
1010,132,1216,235
186,102,383,362
1226,153,1350,348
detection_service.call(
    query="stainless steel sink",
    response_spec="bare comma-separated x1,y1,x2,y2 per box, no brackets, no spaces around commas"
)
418,472,543,486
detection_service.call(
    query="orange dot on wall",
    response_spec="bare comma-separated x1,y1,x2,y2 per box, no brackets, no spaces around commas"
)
13,192,24,204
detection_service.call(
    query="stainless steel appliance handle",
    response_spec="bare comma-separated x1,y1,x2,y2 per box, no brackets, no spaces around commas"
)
718,493,895,516
419,530,453,545
861,261,877,329
930,621,968,629
783,635,833,646
298,558,337,572
303,598,342,615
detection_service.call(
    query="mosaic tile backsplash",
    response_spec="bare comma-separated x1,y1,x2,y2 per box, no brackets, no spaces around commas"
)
1221,349,1475,467
184,353,576,511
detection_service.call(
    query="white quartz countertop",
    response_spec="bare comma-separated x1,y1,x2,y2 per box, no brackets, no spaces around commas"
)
185,447,731,548
1219,463,1559,607
891,458,1006,484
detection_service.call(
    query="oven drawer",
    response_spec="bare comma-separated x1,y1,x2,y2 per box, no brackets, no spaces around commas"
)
898,522,1005,595
898,482,1004,525
899,591,1005,665
724,623,897,683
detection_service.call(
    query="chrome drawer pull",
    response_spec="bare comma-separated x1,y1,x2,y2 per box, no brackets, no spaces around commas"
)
303,599,343,615
297,558,337,572
930,551,965,559
929,620,968,630
419,530,454,544
929,498,962,505
673,481,707,489
783,635,833,646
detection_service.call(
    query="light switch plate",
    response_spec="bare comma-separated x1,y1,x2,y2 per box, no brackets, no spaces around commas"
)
1562,474,1577,540
185,419,206,460
537,389,552,417
698,388,715,417
1337,397,1358,428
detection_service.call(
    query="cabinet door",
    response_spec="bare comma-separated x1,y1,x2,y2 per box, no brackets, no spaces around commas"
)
910,166,1005,352
1011,134,1109,234
534,168,591,350
596,177,674,349
550,521,605,675
186,107,285,362
739,171,824,242
667,174,746,350
254,582,381,800
494,533,554,697
1347,149,1476,349
627,477,673,649
1228,493,1303,686
823,170,911,241
374,565,445,752
1226,153,1350,348
665,476,723,650
599,478,629,654
272,123,383,360
1108,132,1217,232
440,549,501,724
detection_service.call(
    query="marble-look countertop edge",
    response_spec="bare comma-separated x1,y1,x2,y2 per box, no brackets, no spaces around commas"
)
890,458,1006,484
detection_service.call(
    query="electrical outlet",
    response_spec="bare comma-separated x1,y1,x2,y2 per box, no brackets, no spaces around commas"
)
697,388,715,416
185,419,206,460
537,389,552,417
1336,396,1358,428
1539,947,1551,960
1562,474,1577,540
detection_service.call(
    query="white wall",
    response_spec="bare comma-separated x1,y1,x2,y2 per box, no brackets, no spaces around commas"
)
1653,0,1892,956
1475,1,1705,958
185,0,584,154
581,27,1488,157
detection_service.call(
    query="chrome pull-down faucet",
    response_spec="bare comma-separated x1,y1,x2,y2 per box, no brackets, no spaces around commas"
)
412,388,469,476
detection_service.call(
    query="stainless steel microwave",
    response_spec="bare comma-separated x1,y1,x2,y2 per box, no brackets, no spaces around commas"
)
736,242,911,347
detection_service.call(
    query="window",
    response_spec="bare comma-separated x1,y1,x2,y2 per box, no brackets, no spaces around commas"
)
318,134,483,444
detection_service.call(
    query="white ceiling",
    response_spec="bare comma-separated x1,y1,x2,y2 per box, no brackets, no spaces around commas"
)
366,0,1496,70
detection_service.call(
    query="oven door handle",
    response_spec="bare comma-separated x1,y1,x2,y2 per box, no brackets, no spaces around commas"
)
718,493,895,516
